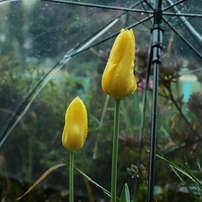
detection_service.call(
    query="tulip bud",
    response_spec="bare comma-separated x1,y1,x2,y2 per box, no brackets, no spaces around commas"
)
102,29,137,99
62,96,88,152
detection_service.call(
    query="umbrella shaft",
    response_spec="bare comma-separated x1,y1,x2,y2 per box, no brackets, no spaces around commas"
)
148,62,160,202
148,19,163,201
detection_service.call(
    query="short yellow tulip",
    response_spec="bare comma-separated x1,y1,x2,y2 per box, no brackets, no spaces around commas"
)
102,29,137,99
62,96,88,152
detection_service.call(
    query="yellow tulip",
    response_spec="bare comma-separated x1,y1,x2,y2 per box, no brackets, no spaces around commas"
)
102,29,137,99
62,96,88,152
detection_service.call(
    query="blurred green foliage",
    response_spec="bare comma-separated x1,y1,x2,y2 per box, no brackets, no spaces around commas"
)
0,0,202,201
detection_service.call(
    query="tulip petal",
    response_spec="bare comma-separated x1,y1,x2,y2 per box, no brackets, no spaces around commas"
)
62,97,88,152
102,29,137,99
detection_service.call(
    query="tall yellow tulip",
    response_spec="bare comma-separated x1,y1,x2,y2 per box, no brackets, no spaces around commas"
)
62,96,88,152
102,29,137,99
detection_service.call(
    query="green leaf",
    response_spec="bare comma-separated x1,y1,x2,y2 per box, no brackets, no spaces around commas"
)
62,159,120,200
194,153,202,172
156,152,202,202
156,153,202,189
15,163,67,201
120,183,130,202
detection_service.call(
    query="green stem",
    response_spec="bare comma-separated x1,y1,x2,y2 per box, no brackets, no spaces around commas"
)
111,99,121,202
69,151,74,202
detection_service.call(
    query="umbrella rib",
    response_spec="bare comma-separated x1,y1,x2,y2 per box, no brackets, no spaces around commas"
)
163,0,186,25
125,13,152,30
142,0,154,9
163,17,202,59
0,0,16,3
162,0,202,18
165,0,202,46
163,12,202,18
69,1,142,51
41,0,154,14
141,0,200,18
1,0,202,18
43,0,151,53
182,16,202,47
163,16,191,32
70,15,153,57
120,1,152,30
141,0,153,24
163,0,185,12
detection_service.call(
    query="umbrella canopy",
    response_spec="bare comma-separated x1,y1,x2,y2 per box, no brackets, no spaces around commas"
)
0,0,201,201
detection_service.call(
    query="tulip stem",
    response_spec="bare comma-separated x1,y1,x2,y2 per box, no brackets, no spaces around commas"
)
69,151,74,202
111,98,121,202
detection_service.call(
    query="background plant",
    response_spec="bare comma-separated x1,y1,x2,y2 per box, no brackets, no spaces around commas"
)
0,0,202,201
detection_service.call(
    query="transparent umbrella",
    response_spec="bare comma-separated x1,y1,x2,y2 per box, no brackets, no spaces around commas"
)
0,0,201,201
